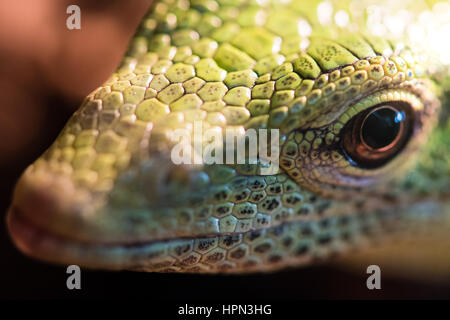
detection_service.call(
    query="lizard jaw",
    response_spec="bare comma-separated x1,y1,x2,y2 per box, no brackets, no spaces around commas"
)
5,166,176,270
7,205,171,271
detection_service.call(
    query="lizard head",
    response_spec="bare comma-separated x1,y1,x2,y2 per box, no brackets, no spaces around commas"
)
6,0,450,273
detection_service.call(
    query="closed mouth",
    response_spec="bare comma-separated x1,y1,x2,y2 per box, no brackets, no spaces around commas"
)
7,205,175,270
7,193,450,272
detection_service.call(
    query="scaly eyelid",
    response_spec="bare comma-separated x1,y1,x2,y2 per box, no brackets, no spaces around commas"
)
333,89,424,129
278,55,424,134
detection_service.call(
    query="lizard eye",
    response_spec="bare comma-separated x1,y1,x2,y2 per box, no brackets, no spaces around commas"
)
280,86,438,196
342,102,414,169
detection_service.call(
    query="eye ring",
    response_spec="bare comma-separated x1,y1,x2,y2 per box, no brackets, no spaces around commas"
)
342,101,415,169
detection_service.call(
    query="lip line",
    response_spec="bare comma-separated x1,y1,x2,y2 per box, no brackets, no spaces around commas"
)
7,204,252,249
6,205,255,270
7,205,186,249
9,193,449,250
6,206,178,270
7,195,449,270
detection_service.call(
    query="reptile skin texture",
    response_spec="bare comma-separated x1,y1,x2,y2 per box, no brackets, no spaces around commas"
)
6,0,450,273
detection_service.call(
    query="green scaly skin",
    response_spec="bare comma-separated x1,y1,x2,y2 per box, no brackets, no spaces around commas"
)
6,0,450,273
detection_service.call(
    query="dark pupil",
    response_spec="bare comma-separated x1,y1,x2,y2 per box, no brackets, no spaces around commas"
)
361,106,405,150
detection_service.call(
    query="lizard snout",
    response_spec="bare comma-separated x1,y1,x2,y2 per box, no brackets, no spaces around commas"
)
7,163,95,249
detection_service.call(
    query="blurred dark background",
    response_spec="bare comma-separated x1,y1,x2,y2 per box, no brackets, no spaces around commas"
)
1,0,450,300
